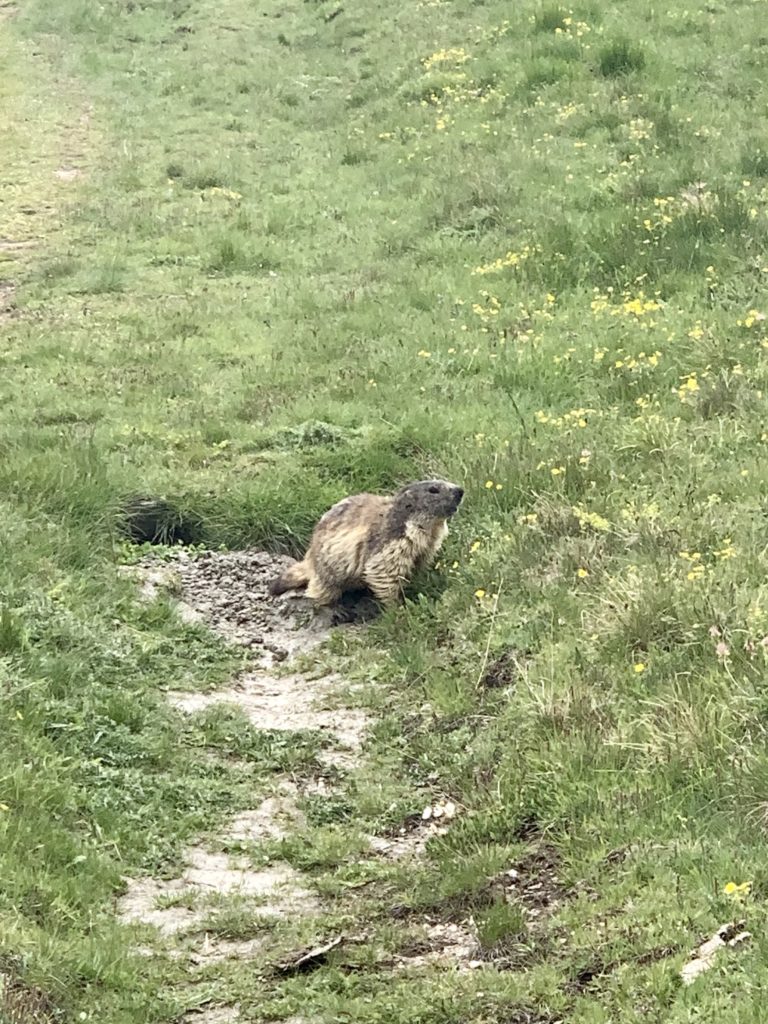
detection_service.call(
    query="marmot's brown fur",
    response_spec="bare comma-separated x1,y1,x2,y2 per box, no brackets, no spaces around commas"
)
268,479,464,606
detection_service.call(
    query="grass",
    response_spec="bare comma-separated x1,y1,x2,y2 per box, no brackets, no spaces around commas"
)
3,0,768,1019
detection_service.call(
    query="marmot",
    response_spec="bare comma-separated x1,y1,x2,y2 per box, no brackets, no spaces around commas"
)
269,479,464,606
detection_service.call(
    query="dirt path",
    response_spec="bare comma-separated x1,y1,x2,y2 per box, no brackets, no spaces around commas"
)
119,549,486,1021
1,22,96,323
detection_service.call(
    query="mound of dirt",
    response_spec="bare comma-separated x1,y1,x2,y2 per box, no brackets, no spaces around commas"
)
127,549,378,663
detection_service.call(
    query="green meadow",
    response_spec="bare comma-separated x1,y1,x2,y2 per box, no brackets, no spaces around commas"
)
3,0,768,1019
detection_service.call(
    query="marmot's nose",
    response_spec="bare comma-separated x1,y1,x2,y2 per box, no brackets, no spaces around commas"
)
454,486,464,500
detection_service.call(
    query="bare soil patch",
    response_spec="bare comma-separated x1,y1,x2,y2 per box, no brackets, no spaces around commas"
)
121,548,369,959
117,876,202,936
368,820,448,862
188,935,266,966
117,847,319,936
0,281,16,321
489,845,565,920
0,240,35,253
393,920,480,971
180,1007,239,1024
479,647,531,689
128,549,376,663
224,782,306,843
168,671,368,763
53,166,82,182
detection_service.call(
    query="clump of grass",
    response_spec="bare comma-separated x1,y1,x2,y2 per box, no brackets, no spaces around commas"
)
70,256,127,294
534,4,570,32
206,237,280,275
524,57,574,91
36,257,79,282
341,147,368,166
0,606,27,653
741,141,768,178
183,166,226,190
598,37,646,76
475,900,527,953
270,420,352,449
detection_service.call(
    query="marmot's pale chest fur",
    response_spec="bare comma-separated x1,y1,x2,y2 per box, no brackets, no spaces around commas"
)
268,479,464,606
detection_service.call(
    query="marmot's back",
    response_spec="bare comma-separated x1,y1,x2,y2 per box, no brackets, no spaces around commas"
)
307,493,391,591
312,493,390,547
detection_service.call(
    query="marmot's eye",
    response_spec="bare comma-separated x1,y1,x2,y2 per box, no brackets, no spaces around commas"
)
428,485,440,494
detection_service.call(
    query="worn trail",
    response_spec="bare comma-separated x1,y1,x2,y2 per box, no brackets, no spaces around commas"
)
120,549,485,1021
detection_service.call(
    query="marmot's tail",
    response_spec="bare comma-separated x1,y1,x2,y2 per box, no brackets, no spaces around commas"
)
268,560,310,596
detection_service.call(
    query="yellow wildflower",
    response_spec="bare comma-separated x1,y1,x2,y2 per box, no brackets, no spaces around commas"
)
741,309,766,329
572,505,611,532
688,322,704,340
472,245,534,276
422,47,469,70
724,881,751,897
715,539,737,560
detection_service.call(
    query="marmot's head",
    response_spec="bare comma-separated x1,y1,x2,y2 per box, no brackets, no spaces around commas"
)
394,479,464,521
